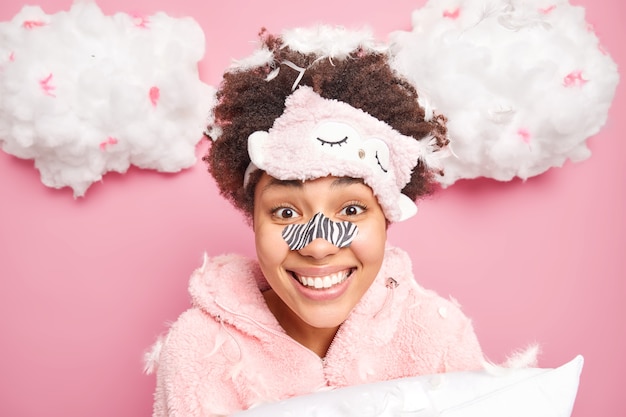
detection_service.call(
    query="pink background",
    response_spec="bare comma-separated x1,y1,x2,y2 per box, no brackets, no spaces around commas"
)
0,0,623,416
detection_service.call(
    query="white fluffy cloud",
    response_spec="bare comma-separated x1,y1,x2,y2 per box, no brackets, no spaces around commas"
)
390,0,619,186
0,1,214,196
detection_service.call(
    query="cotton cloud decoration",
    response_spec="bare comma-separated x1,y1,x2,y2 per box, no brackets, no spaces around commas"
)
389,0,619,186
233,355,583,417
0,1,214,196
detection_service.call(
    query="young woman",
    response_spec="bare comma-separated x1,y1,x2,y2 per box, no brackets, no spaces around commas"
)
146,26,485,416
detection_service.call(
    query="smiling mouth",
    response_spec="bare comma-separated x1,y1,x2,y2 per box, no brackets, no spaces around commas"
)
290,269,354,289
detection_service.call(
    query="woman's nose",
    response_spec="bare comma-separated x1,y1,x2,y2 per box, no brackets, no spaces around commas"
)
297,237,341,259
282,212,359,251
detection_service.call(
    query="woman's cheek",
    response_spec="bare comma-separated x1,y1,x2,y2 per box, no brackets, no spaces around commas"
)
349,221,387,263
255,223,291,263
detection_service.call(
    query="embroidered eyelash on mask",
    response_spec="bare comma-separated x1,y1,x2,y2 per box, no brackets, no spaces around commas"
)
282,212,359,251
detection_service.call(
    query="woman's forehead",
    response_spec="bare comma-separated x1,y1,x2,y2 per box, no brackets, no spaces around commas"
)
258,174,365,192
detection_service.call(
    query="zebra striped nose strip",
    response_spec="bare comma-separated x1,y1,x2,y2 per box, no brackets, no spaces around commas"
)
282,212,359,251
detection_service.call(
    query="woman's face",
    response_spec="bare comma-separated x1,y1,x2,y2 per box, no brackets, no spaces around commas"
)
253,174,387,331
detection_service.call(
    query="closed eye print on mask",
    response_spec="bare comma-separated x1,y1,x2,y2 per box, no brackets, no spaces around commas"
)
311,121,390,173
314,121,353,147
316,136,348,147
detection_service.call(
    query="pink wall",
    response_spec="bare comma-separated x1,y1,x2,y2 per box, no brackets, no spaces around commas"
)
0,0,623,416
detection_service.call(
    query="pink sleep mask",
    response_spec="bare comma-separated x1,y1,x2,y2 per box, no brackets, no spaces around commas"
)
245,86,437,222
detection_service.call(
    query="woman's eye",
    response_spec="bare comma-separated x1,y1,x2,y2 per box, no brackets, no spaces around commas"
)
273,207,299,219
340,204,365,216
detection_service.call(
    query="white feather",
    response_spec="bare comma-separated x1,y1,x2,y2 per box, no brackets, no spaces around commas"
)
143,335,166,375
481,343,540,376
229,46,274,71
281,25,387,58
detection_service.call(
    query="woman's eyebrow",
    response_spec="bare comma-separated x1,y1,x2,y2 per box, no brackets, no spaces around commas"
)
262,178,303,192
331,177,364,188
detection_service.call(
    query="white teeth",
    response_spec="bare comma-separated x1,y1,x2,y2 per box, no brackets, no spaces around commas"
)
296,270,351,289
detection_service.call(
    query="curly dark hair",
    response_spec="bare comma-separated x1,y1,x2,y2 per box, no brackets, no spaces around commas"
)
204,28,448,221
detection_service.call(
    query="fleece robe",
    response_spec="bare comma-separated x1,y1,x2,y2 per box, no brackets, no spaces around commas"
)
147,245,484,416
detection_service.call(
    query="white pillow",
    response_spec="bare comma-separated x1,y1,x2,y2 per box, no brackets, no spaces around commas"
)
232,355,583,417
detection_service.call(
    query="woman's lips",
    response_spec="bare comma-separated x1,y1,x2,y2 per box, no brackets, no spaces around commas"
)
291,268,353,289
294,269,350,289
